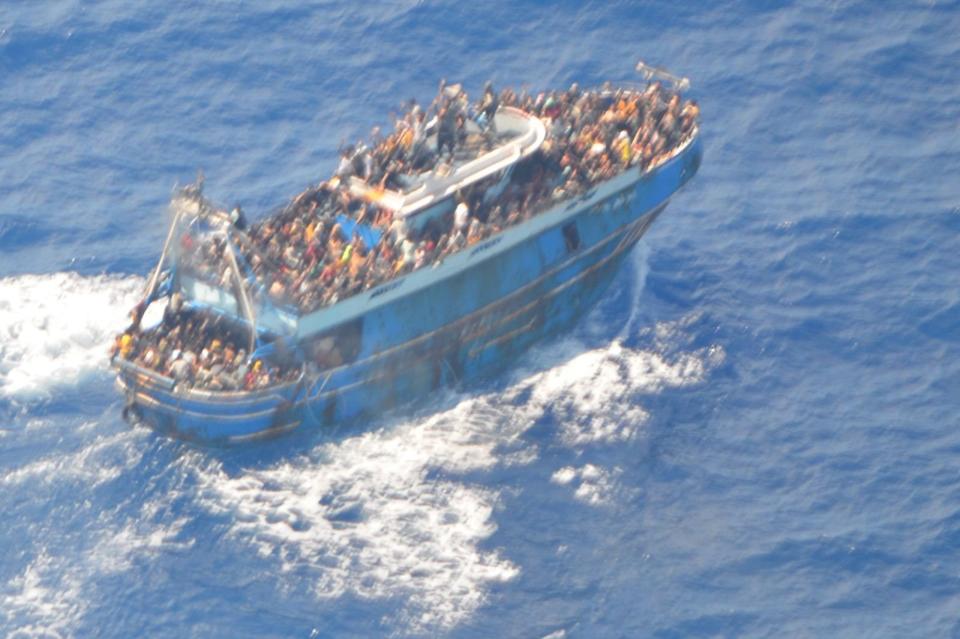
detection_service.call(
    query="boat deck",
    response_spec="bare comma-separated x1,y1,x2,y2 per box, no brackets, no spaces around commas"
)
115,78,701,402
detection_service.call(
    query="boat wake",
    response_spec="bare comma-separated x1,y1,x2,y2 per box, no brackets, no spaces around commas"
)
185,246,725,631
0,250,724,634
0,272,143,401
0,427,189,638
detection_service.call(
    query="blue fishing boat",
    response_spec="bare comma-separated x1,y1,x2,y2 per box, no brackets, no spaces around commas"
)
112,62,703,444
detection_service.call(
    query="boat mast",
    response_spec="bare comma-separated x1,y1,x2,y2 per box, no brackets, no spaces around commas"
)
142,204,184,306
222,238,258,354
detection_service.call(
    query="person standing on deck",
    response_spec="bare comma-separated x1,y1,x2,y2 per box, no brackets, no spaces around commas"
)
437,104,457,160
479,81,499,141
454,196,469,232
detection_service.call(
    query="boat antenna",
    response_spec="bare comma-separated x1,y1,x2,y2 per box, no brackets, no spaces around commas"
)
635,60,690,92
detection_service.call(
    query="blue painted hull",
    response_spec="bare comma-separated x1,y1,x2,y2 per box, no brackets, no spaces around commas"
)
117,133,702,444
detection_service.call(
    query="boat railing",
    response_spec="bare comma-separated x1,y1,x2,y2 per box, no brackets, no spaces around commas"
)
635,60,691,91
114,357,176,390
581,61,691,100
181,377,303,404
116,356,305,405
396,107,546,218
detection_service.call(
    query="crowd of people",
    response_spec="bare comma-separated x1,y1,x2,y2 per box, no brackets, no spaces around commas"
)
181,80,698,313
112,297,300,391
118,79,700,390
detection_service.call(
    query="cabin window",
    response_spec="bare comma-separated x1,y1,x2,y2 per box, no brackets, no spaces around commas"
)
307,318,364,369
562,222,581,253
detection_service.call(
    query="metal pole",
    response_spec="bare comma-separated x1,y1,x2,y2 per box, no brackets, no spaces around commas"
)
635,60,691,92
223,238,258,354
143,206,184,303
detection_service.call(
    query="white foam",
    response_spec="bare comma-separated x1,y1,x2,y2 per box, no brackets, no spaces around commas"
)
0,428,146,488
187,271,724,632
191,314,722,631
488,243,723,448
502,335,723,448
1,551,80,639
194,397,521,632
1,512,194,638
0,272,144,398
551,464,622,506
0,247,725,636
0,257,724,634
618,241,651,341
89,509,194,575
1,429,193,637
550,466,578,485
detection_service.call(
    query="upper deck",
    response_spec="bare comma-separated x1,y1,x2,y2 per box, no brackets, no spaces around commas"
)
345,107,545,222
173,81,697,326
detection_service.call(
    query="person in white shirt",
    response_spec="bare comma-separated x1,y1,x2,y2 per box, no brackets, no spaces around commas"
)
454,199,469,231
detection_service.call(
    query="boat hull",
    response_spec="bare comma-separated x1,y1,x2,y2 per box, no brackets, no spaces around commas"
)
117,134,702,444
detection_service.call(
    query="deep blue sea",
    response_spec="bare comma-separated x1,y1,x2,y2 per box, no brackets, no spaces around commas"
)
2,1,959,637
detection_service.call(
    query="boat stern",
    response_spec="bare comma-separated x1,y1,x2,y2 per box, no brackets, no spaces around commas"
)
114,359,303,445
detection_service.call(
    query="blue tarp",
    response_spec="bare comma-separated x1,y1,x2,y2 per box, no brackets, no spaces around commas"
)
336,214,383,249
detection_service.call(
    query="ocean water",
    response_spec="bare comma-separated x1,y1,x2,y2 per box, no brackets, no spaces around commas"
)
2,1,959,637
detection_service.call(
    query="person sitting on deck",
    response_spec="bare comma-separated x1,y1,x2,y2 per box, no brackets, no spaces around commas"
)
168,350,192,385
466,217,484,245
243,360,262,390
115,332,135,360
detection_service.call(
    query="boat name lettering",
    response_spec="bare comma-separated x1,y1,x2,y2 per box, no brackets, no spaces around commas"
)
369,279,404,299
470,236,503,257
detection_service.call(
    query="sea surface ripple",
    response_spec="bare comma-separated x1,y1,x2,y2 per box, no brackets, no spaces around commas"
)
1,1,959,637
